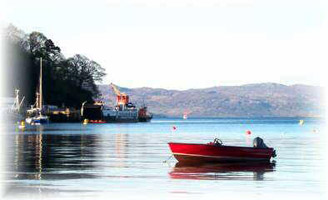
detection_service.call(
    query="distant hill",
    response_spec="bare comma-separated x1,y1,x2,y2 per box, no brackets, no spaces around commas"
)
97,83,324,118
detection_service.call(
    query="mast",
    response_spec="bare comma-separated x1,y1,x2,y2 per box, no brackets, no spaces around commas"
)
39,57,43,110
13,89,24,112
14,89,19,110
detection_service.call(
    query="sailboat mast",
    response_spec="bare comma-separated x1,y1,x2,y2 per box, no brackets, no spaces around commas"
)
39,57,43,109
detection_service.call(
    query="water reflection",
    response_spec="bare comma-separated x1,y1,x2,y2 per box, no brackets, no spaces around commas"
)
113,133,128,168
8,132,101,181
3,118,323,197
169,162,276,181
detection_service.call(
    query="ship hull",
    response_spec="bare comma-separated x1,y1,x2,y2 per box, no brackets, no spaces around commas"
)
102,109,139,123
26,116,49,125
103,117,138,123
82,103,151,123
138,116,152,122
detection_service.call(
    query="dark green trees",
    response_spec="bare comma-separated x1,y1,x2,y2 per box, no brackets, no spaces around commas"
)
66,54,105,96
4,25,106,108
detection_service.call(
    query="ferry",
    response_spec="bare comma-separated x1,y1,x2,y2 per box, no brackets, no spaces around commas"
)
81,83,152,123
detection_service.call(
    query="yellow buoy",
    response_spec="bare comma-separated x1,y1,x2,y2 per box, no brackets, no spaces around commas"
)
18,120,25,130
83,119,89,125
299,120,304,126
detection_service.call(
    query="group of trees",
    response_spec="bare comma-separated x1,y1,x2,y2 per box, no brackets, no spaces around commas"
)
4,25,106,108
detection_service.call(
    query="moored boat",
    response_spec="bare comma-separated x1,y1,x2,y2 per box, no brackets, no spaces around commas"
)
1,89,25,123
168,138,276,163
25,57,49,125
25,113,49,125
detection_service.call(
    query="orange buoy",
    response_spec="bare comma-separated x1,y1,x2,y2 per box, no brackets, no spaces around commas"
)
246,130,252,135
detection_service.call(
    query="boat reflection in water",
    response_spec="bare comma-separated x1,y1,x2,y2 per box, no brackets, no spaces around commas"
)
8,131,100,182
169,161,276,181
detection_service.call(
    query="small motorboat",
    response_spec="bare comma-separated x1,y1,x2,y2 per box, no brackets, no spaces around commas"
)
168,137,276,163
25,111,49,125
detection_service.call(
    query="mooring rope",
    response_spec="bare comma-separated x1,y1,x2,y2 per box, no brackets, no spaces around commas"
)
163,155,173,163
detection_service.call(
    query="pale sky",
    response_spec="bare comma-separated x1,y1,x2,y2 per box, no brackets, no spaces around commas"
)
2,0,328,90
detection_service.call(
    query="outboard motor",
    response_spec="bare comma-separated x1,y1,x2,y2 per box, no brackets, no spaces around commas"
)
253,137,268,148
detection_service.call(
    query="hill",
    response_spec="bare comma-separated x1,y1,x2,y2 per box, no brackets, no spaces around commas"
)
98,83,324,118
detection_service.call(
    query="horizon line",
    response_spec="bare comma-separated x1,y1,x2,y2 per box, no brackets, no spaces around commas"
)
97,82,322,91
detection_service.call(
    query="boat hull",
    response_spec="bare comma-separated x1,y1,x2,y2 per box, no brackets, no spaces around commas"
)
169,143,275,163
82,103,152,123
26,116,49,125
138,115,152,122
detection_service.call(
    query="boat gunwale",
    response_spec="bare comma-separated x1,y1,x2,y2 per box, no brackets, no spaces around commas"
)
168,142,274,151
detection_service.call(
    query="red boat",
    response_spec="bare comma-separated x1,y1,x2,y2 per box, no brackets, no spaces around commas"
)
168,138,276,163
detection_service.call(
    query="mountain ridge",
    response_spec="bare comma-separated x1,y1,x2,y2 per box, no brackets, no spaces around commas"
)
97,83,324,118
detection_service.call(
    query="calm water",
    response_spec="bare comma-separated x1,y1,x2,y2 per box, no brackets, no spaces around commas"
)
2,118,326,199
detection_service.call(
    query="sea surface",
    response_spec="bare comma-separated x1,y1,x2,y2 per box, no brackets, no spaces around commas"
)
2,118,326,199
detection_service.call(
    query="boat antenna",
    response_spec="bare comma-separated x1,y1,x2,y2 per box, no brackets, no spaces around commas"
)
142,96,145,107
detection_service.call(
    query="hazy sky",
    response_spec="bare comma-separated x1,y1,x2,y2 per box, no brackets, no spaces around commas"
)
2,0,328,89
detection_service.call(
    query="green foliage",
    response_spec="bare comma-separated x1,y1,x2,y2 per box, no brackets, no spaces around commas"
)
4,25,106,108
66,54,105,96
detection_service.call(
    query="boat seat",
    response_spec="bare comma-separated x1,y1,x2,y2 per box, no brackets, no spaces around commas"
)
213,138,223,146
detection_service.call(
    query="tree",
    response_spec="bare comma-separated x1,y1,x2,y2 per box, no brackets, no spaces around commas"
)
4,25,106,108
66,54,106,96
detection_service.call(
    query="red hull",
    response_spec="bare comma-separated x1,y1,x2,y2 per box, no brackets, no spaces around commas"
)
168,143,275,163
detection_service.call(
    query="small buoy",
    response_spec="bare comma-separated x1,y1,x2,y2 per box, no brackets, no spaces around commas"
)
18,120,25,130
172,126,177,131
299,120,304,126
246,130,252,135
